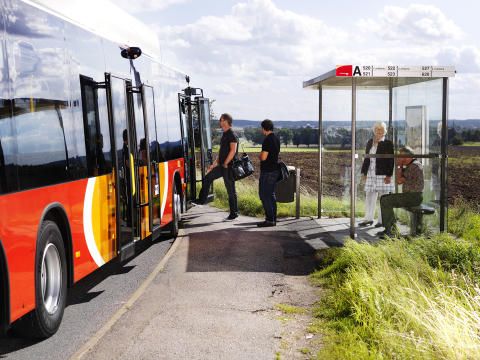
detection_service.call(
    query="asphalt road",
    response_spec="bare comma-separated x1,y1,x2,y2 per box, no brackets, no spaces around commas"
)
81,206,323,360
0,235,174,360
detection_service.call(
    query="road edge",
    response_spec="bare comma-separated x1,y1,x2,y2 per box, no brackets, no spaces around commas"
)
70,229,185,360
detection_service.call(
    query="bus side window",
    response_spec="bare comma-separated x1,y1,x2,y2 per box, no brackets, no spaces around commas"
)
80,76,112,177
0,28,16,194
0,99,16,194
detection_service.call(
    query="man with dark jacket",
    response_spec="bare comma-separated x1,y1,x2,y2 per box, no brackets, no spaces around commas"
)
378,146,424,238
257,119,280,227
197,113,239,220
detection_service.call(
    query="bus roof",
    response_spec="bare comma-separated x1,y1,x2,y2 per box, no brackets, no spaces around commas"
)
24,0,161,58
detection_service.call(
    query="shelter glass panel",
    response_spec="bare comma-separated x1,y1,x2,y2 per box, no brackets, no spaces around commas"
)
320,88,351,218
392,78,443,235
354,89,391,235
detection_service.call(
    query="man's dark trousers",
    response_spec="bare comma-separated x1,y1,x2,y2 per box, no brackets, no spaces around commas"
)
259,170,279,223
380,192,422,233
198,165,238,215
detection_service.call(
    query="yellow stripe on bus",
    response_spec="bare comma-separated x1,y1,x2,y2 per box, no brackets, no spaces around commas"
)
130,153,135,196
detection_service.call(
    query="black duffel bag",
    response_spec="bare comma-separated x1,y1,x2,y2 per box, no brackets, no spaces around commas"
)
232,153,255,181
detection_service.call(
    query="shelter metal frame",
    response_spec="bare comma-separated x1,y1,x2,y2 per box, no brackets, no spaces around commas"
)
304,66,455,238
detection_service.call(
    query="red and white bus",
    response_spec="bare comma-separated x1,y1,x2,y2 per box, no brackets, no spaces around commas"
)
0,0,213,338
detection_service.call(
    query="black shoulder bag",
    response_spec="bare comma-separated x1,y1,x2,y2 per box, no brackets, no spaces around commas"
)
232,144,255,181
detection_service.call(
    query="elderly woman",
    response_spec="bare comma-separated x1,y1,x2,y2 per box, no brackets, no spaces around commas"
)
359,121,394,227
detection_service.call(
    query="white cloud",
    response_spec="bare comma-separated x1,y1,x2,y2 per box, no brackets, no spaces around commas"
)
157,0,348,78
152,1,478,120
449,74,480,119
115,0,188,13
436,47,480,73
358,4,463,44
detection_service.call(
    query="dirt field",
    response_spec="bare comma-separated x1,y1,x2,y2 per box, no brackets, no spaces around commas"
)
245,145,480,205
448,146,480,204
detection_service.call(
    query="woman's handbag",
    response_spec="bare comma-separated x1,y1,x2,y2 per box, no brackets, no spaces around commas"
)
232,153,255,181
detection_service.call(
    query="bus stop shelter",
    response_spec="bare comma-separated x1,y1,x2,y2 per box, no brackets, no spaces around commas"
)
303,65,456,239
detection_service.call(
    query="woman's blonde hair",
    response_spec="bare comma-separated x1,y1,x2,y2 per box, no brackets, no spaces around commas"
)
372,121,387,134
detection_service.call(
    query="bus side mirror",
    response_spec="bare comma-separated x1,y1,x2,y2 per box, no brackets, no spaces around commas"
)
121,47,142,60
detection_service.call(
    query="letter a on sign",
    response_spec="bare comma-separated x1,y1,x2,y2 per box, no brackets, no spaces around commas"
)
353,66,361,76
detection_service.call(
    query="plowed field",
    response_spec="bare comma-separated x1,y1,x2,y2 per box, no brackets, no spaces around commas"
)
245,145,480,205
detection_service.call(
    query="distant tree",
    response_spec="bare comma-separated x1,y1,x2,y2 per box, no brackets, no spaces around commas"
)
451,135,464,145
301,126,316,147
356,128,371,148
244,127,263,145
447,127,459,145
460,128,480,142
277,128,293,147
208,99,222,146
292,129,302,148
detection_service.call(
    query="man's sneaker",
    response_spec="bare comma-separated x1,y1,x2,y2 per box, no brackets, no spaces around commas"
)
257,220,276,227
224,213,238,221
191,200,205,207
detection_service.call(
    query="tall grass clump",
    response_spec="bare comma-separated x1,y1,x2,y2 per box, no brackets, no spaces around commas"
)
311,226,480,359
448,200,480,242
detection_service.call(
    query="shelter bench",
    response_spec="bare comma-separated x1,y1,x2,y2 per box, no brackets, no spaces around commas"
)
403,204,436,236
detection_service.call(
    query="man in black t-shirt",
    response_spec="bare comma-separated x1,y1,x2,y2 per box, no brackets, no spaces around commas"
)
197,113,239,220
258,119,280,227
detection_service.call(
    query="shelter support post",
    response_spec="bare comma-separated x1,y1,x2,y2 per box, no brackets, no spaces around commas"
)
296,168,301,219
440,77,448,232
350,78,356,239
318,86,323,219
388,80,393,140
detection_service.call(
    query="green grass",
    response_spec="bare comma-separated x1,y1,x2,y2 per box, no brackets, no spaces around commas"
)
308,200,480,360
448,157,479,166
275,304,307,315
211,179,356,218
299,348,311,355
461,142,480,146
213,145,320,152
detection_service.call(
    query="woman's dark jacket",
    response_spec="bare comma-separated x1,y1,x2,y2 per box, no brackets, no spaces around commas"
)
361,138,394,176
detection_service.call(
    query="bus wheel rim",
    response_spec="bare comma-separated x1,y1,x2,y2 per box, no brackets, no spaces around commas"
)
175,194,181,221
41,243,62,315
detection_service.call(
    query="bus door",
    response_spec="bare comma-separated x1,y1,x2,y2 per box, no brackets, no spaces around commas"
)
126,83,158,240
178,88,213,203
141,85,161,232
195,97,214,201
106,73,137,261
178,92,195,202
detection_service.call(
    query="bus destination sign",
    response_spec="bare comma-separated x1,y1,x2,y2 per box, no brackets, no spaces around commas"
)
335,65,456,78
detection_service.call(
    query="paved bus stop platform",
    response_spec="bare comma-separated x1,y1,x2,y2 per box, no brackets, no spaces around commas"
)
75,205,378,360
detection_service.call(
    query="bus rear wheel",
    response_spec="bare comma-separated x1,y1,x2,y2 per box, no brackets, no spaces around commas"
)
169,186,181,238
15,220,67,338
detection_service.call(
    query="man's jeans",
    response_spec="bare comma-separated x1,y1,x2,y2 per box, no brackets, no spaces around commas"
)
380,192,422,233
259,170,280,222
198,165,238,215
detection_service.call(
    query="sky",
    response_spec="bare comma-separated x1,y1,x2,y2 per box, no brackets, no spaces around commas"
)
114,0,480,121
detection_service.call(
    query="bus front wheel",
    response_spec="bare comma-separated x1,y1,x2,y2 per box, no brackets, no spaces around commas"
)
16,220,67,338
